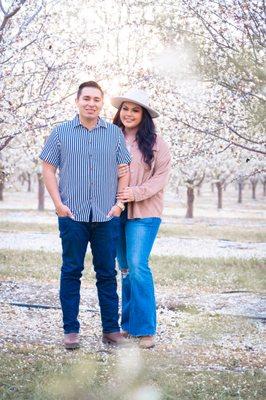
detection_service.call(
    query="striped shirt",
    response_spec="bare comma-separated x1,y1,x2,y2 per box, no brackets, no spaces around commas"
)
40,115,131,222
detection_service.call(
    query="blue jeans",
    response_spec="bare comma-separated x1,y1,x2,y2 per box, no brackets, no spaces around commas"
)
58,216,120,334
116,212,161,336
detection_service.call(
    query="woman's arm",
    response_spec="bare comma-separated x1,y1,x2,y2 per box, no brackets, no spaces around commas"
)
117,141,171,202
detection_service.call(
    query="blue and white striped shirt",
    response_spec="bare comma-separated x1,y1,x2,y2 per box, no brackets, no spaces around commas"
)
40,115,131,222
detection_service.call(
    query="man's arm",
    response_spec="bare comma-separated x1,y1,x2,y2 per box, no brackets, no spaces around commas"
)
42,161,73,217
117,163,129,178
107,129,131,217
107,167,130,217
117,167,130,195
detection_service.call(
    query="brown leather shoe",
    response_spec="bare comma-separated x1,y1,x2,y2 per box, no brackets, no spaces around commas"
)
139,336,155,349
64,333,80,350
102,331,127,346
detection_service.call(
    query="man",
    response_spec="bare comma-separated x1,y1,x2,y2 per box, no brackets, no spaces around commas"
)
40,81,131,349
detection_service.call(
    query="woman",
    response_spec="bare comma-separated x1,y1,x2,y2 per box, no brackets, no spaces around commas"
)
111,88,171,349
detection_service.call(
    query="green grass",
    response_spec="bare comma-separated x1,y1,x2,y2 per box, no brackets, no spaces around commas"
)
0,250,94,282
0,204,265,399
179,313,259,342
152,255,266,292
0,250,265,292
158,224,266,243
0,344,265,400
0,221,56,233
1,220,265,242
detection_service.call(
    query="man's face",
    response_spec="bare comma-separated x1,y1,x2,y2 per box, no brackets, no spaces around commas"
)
76,87,103,121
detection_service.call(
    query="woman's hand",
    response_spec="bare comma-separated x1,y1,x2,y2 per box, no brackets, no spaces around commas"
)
118,164,129,178
107,205,122,217
117,187,135,202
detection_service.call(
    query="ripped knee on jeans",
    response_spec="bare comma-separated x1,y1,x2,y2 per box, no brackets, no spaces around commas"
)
121,269,129,279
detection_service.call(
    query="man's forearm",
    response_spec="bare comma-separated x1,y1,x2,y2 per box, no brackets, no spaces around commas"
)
42,163,62,208
117,171,130,196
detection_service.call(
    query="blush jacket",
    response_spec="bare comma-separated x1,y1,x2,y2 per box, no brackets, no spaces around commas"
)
127,135,171,219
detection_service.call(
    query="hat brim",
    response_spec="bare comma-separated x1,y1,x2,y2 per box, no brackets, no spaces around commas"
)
111,96,159,118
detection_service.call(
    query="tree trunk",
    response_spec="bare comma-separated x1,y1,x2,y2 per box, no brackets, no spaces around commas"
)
216,182,223,209
197,183,201,196
0,167,4,201
238,182,243,204
0,181,3,201
251,181,257,200
211,183,214,193
27,172,32,192
186,187,194,218
37,173,45,211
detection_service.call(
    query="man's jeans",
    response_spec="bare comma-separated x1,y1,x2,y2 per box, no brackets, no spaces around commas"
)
116,213,161,336
58,216,120,334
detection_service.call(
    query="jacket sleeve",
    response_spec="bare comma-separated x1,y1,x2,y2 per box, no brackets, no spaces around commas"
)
131,139,171,202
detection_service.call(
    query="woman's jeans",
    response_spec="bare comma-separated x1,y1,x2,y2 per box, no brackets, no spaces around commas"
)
116,212,161,336
58,216,120,334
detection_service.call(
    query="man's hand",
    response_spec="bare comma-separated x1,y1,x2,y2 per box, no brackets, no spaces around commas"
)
118,164,129,178
55,203,74,218
107,205,122,217
116,187,135,202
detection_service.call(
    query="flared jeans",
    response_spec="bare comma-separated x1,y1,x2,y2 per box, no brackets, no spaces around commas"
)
116,212,161,336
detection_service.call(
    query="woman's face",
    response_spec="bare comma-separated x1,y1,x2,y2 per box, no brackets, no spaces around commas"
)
120,101,143,129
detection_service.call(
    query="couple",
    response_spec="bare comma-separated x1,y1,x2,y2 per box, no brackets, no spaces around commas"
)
40,81,171,350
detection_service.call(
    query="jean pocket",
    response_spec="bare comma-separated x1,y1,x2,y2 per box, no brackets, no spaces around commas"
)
58,216,72,238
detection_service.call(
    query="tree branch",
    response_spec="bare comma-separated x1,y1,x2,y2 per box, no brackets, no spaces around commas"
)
0,1,6,14
179,119,266,156
226,124,266,146
0,0,27,41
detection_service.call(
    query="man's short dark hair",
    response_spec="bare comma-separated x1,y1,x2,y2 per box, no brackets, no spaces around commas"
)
77,81,104,98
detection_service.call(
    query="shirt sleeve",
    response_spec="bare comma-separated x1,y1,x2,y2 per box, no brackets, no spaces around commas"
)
39,127,60,167
116,131,131,165
131,139,171,202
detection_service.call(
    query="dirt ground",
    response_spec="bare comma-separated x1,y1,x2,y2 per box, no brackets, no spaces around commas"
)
0,185,265,399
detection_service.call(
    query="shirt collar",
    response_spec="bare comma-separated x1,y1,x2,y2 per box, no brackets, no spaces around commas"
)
72,115,107,129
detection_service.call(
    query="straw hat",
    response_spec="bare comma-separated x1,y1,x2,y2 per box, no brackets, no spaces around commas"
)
111,88,159,118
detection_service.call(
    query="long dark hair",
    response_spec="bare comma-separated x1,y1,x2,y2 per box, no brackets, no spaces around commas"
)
113,104,157,168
